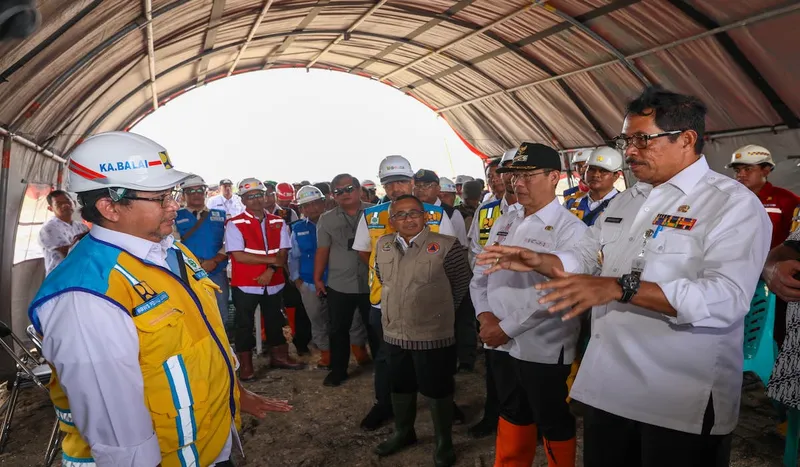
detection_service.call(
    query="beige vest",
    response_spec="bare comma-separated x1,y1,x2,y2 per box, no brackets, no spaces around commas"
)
375,228,456,349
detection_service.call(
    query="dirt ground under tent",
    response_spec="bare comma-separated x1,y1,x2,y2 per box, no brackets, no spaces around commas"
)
0,351,785,466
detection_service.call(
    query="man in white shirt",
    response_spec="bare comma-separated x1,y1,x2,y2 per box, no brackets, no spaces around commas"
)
29,132,290,467
207,178,245,218
471,143,587,466
477,88,772,466
38,190,89,274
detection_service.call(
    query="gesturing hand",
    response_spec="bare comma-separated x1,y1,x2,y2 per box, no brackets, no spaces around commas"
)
535,268,622,321
239,387,292,419
476,245,542,274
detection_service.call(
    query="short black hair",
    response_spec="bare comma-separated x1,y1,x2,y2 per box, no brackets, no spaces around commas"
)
486,158,500,169
46,189,70,206
390,194,424,213
313,182,331,196
625,86,707,154
77,188,132,226
330,173,359,189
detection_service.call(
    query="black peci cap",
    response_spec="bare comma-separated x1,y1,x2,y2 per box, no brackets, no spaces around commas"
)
496,142,562,173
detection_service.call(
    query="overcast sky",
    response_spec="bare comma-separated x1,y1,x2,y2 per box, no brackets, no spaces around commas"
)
132,69,488,187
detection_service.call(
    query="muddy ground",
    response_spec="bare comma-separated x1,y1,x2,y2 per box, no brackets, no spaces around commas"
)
0,350,785,466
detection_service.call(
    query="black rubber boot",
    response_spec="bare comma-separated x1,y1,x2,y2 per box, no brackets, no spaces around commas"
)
374,393,417,456
429,395,456,467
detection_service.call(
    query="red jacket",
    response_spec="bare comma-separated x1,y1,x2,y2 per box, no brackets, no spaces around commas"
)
758,182,800,248
227,210,286,288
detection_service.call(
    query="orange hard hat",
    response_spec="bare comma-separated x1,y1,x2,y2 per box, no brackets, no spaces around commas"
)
276,182,295,201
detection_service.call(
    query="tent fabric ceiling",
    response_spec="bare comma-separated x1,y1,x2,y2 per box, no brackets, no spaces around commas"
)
0,0,798,162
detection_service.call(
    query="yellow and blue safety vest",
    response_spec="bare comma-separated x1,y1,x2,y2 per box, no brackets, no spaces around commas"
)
564,192,616,226
475,199,503,248
29,236,241,467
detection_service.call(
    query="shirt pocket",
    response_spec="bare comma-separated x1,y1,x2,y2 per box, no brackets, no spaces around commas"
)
642,230,697,281
376,258,394,282
133,307,189,366
413,259,432,284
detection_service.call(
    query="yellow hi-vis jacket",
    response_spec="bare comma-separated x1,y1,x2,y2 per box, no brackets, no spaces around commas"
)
29,236,241,467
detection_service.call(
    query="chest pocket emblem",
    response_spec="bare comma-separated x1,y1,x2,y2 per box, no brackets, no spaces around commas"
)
426,242,440,254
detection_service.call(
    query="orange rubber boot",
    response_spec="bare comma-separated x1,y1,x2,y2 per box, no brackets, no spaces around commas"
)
318,350,331,369
352,344,372,366
544,437,576,467
494,418,537,467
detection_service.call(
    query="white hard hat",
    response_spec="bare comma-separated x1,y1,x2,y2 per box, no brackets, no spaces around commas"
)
570,150,591,167
181,175,207,189
296,185,325,205
587,147,623,172
439,177,457,193
238,177,266,196
455,175,474,185
500,148,517,166
727,144,775,168
67,131,190,193
362,179,377,190
378,155,414,184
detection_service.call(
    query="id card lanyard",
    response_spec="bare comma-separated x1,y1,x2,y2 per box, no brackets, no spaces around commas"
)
630,228,654,277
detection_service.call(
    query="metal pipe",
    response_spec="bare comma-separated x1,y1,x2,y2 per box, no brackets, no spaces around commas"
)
143,0,159,110
437,2,800,113
227,0,276,76
380,0,544,82
705,124,790,141
0,127,67,164
306,0,389,69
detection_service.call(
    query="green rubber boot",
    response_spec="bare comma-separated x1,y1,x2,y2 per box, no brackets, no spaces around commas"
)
374,393,418,456
428,395,456,467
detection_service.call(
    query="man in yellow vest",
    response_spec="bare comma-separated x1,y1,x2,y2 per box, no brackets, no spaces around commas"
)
29,132,290,467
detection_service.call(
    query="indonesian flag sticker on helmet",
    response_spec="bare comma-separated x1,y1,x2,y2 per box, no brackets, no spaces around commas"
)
67,131,191,193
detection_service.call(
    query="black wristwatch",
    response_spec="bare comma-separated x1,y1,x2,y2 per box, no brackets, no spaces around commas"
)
269,265,280,272
617,273,641,303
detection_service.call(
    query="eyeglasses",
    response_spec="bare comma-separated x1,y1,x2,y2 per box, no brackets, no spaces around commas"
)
608,131,683,150
333,185,356,196
415,182,438,190
510,170,553,183
123,189,180,208
390,210,425,221
243,192,265,200
183,187,206,195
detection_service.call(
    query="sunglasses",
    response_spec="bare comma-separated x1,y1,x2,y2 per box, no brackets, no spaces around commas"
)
243,192,265,200
333,185,356,196
183,187,206,195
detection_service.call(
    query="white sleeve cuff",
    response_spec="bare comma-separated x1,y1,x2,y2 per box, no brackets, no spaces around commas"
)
554,251,582,274
498,318,526,339
91,430,161,467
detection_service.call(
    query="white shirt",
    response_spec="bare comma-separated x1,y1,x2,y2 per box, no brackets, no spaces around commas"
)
38,217,89,274
225,212,292,295
36,226,234,466
435,198,468,246
586,188,619,211
556,156,772,435
207,194,245,218
353,203,455,309
470,198,587,364
467,195,521,266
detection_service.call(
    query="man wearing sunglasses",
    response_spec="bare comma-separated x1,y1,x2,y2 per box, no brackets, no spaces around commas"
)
476,87,772,466
352,155,455,431
29,132,291,467
174,175,230,325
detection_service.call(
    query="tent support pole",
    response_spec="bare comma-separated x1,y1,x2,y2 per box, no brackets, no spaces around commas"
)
0,136,15,380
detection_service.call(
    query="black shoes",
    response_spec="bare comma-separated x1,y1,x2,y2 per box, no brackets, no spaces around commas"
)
467,414,498,439
322,371,348,387
360,403,393,431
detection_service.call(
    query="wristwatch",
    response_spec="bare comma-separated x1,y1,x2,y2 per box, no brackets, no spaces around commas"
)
269,265,280,272
617,273,641,303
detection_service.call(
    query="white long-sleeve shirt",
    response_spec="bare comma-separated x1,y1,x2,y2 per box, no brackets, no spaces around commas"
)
470,198,587,364
207,194,245,219
556,156,772,435
36,225,233,466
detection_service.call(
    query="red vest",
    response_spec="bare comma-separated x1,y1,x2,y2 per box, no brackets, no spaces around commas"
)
228,210,286,288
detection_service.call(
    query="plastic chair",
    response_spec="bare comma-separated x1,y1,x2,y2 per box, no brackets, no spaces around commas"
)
742,280,778,386
0,321,60,466
25,326,61,467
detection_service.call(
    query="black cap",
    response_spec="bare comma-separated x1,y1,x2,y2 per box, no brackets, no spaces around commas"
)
496,142,562,173
219,178,233,185
413,169,439,184
462,180,483,200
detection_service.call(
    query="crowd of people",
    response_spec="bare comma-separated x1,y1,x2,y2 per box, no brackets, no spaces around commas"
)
29,85,800,467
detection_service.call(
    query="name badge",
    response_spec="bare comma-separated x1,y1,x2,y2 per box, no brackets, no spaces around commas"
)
604,217,623,224
133,291,169,316
193,270,209,280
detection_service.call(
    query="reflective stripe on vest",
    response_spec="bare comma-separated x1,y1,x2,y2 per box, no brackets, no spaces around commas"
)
62,454,96,466
164,355,197,447
477,204,502,247
229,211,285,288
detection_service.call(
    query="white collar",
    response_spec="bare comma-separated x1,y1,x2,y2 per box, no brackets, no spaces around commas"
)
90,225,173,262
395,230,425,251
588,188,619,204
633,156,709,196
517,197,561,225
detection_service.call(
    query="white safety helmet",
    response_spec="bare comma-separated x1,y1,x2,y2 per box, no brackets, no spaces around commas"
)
727,144,775,168
455,175,474,185
570,150,591,168
181,175,207,189
378,155,414,184
362,179,377,190
587,147,623,172
439,177,457,193
500,148,517,167
67,131,190,193
296,185,325,205
238,178,266,196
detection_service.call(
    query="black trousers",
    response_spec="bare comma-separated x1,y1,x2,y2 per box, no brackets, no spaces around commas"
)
490,350,575,441
326,288,380,377
454,290,477,368
583,400,732,467
370,307,391,408
388,343,457,399
281,279,311,350
232,287,287,352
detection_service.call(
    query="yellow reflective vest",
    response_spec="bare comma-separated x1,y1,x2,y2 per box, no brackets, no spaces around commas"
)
475,199,503,248
29,237,241,466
